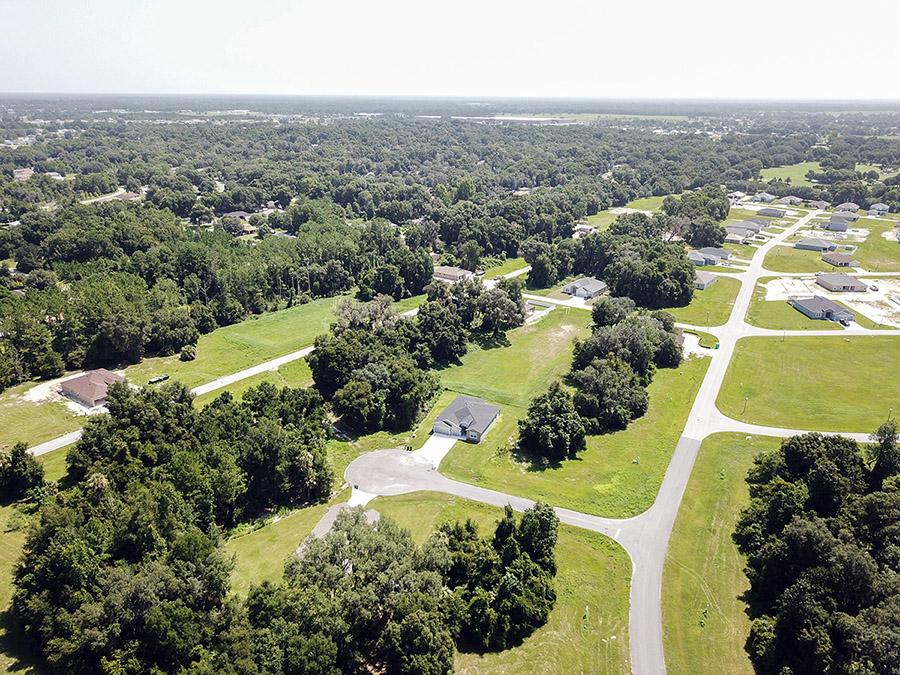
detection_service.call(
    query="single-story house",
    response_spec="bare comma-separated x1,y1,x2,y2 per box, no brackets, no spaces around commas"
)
12,167,34,182
432,395,500,443
823,218,848,232
815,273,867,292
831,211,859,222
835,202,860,212
222,210,251,221
696,246,731,261
752,192,777,203
433,265,475,283
725,231,751,244
869,202,889,216
572,223,595,238
821,252,859,267
779,195,803,205
563,276,608,299
757,207,786,218
61,369,124,408
695,271,717,289
687,251,708,265
788,296,854,324
807,200,830,209
796,238,837,252
727,190,746,201
730,220,764,233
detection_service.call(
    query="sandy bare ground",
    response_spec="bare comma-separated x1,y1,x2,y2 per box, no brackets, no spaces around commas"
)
761,276,900,327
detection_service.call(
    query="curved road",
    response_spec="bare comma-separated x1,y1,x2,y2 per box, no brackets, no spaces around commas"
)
339,208,898,674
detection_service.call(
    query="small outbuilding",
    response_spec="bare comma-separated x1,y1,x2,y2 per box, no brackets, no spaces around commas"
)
61,369,124,408
815,273,867,293
432,395,500,443
788,296,854,324
562,276,608,299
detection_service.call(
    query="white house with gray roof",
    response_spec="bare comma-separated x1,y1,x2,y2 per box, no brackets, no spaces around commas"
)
432,395,500,443
796,238,837,252
869,203,889,216
816,273,867,292
694,271,717,289
788,296,854,324
563,276,608,299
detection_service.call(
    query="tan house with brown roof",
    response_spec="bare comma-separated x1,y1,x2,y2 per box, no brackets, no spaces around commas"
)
61,369,124,407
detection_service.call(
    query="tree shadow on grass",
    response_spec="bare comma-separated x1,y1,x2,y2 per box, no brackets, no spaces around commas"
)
470,333,511,350
507,442,584,474
0,610,43,674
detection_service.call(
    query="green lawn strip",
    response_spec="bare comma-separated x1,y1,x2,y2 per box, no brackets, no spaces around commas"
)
701,264,745,274
482,257,528,279
441,356,710,518
582,211,617,231
851,218,900,272
745,277,841,331
0,503,39,673
439,308,591,407
669,276,740,328
0,382,82,451
662,433,780,675
626,195,666,211
723,243,759,259
759,161,821,187
717,336,899,432
392,293,427,314
36,446,68,483
192,359,313,408
525,275,578,297
684,329,718,349
370,492,631,674
762,246,833,273
125,295,344,388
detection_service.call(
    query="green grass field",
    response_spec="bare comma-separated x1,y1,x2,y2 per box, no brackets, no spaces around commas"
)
125,295,344,388
762,246,833,273
192,359,313,408
370,492,631,674
440,308,591,407
582,195,670,232
442,355,709,518
722,243,759,260
745,278,842,331
483,257,528,279
524,275,578,297
718,336,899,432
684,329,719,349
663,433,780,675
669,276,740,327
851,219,900,272
0,382,81,451
0,503,34,673
759,161,821,187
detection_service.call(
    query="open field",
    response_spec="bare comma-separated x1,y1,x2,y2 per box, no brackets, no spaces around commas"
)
370,492,631,674
669,275,740,327
125,295,343,388
0,382,81,451
663,433,780,675
440,308,591,407
745,278,842,331
762,245,833,273
192,359,313,408
851,219,900,272
442,356,709,518
582,211,618,231
582,195,670,231
483,257,528,279
759,161,821,187
717,336,899,432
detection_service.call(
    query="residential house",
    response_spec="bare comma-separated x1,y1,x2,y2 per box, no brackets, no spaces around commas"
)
572,223,595,238
433,265,475,283
694,246,731,265
823,218,848,232
725,231,751,244
562,276,608,299
788,296,854,324
695,271,717,289
831,211,859,222
61,369,124,408
821,252,859,267
432,395,500,443
779,195,803,205
688,251,708,266
752,192,777,203
835,202,860,212
807,200,830,209
795,238,837,252
815,273,867,292
12,167,34,182
757,207,786,218
869,202,889,216
222,210,251,221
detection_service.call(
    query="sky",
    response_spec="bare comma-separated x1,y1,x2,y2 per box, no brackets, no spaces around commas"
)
2,0,899,100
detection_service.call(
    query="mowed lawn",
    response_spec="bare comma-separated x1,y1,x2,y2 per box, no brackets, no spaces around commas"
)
125,295,344,388
0,382,81,451
442,356,710,517
192,359,313,408
745,278,842,331
759,161,821,187
762,245,833,273
669,275,740,327
440,308,592,407
718,336,899,432
370,492,631,675
483,257,528,279
663,433,780,675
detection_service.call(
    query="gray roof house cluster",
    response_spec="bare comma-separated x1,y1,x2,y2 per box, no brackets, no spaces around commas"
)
726,219,766,243
432,395,500,443
688,247,731,266
562,276,608,299
869,202,889,216
796,237,837,252
815,273,867,292
788,296,854,324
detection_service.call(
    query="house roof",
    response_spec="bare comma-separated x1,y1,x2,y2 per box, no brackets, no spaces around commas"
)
697,247,730,259
822,252,859,265
808,200,830,209
433,265,473,281
61,369,124,404
790,296,852,316
435,395,500,436
567,276,608,294
687,251,706,262
831,211,857,220
817,273,864,287
835,202,859,211
695,271,716,285
870,203,889,210
796,237,833,248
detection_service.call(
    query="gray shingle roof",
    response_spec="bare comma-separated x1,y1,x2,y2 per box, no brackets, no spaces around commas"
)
435,395,499,436
567,276,608,294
